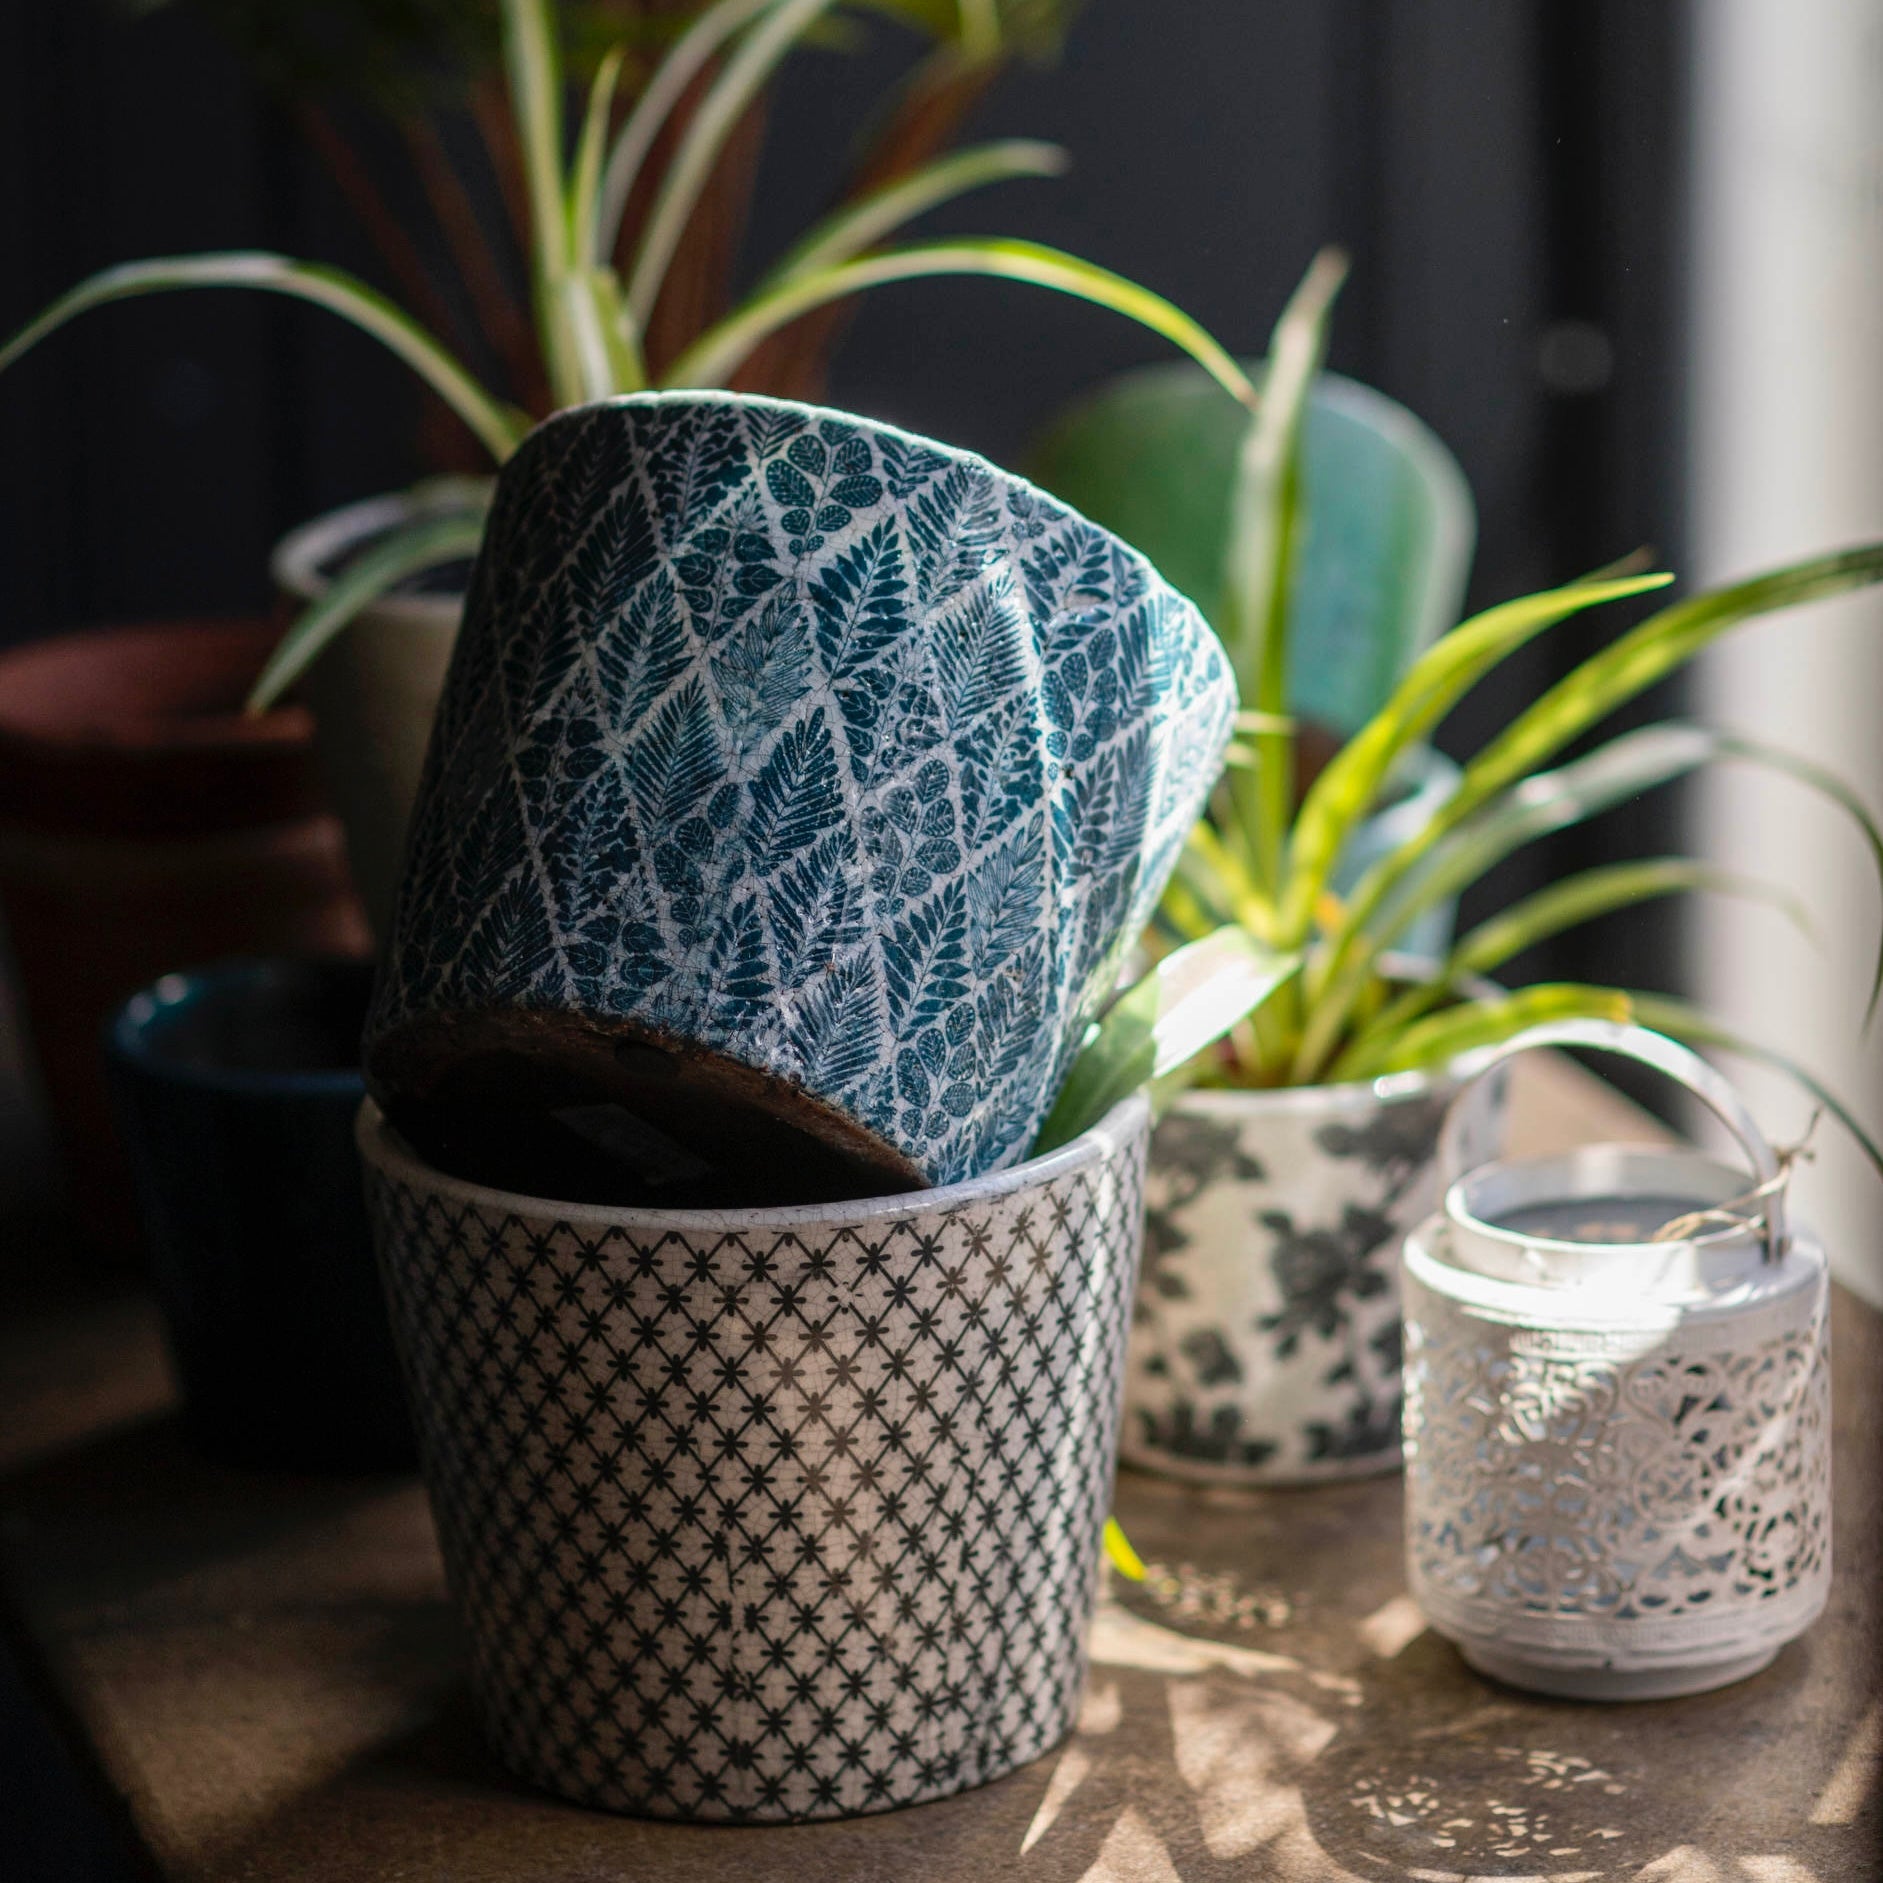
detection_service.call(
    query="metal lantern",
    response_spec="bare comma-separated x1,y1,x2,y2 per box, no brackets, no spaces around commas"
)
1402,1020,1831,1701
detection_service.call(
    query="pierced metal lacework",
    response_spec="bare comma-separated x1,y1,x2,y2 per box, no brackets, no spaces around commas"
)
1404,1269,1830,1666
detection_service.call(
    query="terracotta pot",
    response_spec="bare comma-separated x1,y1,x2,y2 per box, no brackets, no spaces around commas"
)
272,493,467,940
359,1090,1148,1822
0,620,369,1251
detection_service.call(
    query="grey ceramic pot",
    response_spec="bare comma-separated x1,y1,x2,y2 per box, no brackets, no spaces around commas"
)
1122,1063,1507,1486
358,1091,1148,1823
365,393,1233,1200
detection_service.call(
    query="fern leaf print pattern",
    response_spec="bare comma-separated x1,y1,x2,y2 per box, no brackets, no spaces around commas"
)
367,393,1236,1187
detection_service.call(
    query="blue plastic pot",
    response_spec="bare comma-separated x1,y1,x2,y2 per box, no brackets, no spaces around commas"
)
106,957,414,1471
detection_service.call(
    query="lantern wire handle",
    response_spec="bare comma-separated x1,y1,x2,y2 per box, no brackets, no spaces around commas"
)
1434,1018,1789,1262
1650,1111,1819,1246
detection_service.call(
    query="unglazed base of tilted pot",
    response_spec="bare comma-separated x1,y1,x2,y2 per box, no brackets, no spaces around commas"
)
358,1093,1148,1823
369,1003,927,1210
1120,1064,1507,1487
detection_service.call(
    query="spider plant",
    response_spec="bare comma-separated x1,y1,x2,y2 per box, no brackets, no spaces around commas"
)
1041,249,1883,1167
132,0,1083,411
4,0,1239,710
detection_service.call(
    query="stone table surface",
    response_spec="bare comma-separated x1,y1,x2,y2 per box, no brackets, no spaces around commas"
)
0,1058,1877,1882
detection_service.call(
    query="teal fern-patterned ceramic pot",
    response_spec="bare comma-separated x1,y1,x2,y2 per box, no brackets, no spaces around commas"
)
366,393,1234,1197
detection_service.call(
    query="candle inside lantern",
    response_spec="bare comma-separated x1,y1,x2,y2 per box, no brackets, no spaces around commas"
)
1494,1194,1721,1244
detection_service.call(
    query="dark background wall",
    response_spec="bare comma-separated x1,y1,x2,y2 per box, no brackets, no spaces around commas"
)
0,0,1692,999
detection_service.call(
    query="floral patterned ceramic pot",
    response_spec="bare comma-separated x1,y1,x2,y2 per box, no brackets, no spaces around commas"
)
1122,1063,1508,1485
357,1091,1147,1823
365,393,1234,1199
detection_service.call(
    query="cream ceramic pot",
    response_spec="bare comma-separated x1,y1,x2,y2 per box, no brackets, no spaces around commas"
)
273,491,467,939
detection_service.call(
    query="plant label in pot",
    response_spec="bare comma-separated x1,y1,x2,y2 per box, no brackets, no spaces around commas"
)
366,393,1234,1199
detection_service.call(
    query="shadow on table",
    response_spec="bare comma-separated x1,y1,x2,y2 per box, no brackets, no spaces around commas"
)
1020,1605,1880,1881
199,1676,1093,1883
7,1411,1879,1882
0,1611,156,1883
0,1407,425,1613
56,1619,1883,1883
0,1406,452,1880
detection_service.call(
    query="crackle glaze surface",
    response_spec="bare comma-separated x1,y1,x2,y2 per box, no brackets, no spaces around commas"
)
366,394,1233,1186
358,1094,1147,1823
1122,1071,1506,1485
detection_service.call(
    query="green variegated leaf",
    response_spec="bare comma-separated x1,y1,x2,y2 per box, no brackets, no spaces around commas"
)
756,140,1069,290
1161,831,1239,938
592,0,777,265
1347,983,1637,1080
858,0,1080,60
666,238,1259,406
560,266,645,399
568,42,626,263
0,254,525,462
1102,1516,1147,1580
1709,726,1883,1021
1154,871,1225,946
1441,859,1811,976
246,507,487,712
1362,724,1725,957
1626,994,1883,1181
626,0,843,330
956,0,1003,59
1293,548,1883,1082
1456,547,1883,834
1331,858,1813,1077
1333,546,1883,961
1296,718,1883,1079
1335,978,1883,1180
1220,247,1345,896
563,43,647,396
1276,573,1672,946
501,0,583,405
1166,819,1269,937
1033,927,1301,1153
